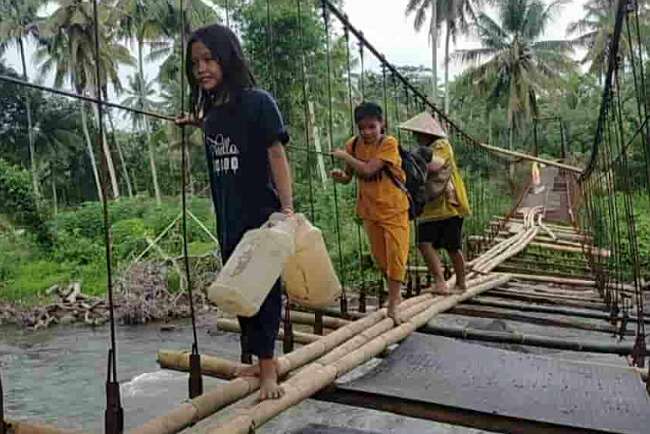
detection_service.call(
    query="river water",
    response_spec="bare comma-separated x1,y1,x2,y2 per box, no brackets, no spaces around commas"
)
1,317,490,433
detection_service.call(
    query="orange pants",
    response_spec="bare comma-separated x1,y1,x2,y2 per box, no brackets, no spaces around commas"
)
363,217,410,282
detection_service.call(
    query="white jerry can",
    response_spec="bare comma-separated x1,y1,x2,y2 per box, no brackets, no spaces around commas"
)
282,214,341,308
208,213,297,317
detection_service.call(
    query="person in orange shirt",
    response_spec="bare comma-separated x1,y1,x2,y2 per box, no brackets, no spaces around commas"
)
331,102,410,324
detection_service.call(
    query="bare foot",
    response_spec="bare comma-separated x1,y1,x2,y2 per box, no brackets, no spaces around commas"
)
258,358,285,401
387,295,403,325
432,281,452,295
453,281,467,294
234,363,259,378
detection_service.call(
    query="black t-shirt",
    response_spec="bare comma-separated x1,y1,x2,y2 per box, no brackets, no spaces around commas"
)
203,88,289,258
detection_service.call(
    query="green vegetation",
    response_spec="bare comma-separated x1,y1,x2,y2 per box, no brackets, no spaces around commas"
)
0,196,216,304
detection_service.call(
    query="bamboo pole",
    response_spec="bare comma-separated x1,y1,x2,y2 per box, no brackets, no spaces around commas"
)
449,305,631,335
288,311,350,329
204,275,512,434
475,143,583,173
471,236,611,257
159,351,243,380
501,273,597,287
215,318,321,344
494,265,594,281
462,298,622,322
419,323,647,356
483,289,608,310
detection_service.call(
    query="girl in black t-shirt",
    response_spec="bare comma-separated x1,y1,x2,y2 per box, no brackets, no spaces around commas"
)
176,24,293,401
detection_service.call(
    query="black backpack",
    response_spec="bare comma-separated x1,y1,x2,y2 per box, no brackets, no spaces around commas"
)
353,136,428,220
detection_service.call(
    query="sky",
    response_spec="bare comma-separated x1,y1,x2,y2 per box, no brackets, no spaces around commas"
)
342,0,590,76
1,0,591,117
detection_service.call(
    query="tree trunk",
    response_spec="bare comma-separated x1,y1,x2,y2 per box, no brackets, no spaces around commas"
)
508,125,515,185
444,22,451,114
138,38,162,205
51,175,58,216
106,107,134,198
19,38,39,200
430,0,438,103
308,100,327,187
80,104,103,201
90,98,120,200
144,116,162,206
487,111,493,144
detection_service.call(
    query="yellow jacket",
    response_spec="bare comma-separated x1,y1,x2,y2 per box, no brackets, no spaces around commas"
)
419,138,471,221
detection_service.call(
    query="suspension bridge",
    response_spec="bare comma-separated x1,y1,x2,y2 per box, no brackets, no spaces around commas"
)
1,0,649,433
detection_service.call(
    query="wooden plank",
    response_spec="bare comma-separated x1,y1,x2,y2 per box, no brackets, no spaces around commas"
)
330,334,650,434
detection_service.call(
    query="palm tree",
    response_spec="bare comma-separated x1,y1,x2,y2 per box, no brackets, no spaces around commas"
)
121,73,162,204
439,0,490,114
406,0,440,102
455,0,575,153
31,97,84,213
115,0,167,204
0,0,40,199
567,0,650,79
34,0,134,201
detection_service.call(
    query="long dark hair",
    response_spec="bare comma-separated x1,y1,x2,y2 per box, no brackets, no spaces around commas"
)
186,24,256,118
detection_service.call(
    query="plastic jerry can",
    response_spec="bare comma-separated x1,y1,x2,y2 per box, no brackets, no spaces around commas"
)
282,214,341,308
208,213,296,317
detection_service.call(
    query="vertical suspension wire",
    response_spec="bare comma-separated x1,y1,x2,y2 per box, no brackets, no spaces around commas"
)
344,26,367,312
602,108,621,316
609,73,628,325
179,0,203,399
632,4,650,202
296,0,316,222
321,0,348,313
224,0,230,27
613,61,646,359
91,1,123,433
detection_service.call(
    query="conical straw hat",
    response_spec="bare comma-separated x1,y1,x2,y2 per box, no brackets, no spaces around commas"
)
398,112,447,138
